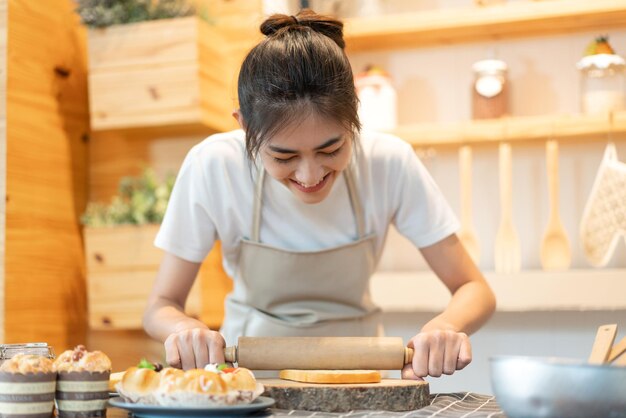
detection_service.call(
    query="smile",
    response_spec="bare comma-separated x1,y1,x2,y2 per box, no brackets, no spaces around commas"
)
290,173,331,193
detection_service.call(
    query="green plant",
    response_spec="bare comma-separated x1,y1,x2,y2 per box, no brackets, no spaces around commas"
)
82,168,176,227
75,0,196,28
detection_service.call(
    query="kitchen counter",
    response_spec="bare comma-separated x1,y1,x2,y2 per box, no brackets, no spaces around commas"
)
107,392,506,417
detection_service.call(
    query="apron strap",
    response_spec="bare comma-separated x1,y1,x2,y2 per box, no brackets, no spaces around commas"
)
251,163,365,242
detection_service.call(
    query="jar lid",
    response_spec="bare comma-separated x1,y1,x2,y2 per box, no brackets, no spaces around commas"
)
472,59,508,74
577,53,626,70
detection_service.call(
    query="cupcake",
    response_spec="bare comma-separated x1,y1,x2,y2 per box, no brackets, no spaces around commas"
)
0,354,56,418
53,345,111,418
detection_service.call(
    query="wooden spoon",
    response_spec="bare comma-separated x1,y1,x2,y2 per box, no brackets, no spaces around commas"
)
588,324,618,364
458,146,480,264
540,140,571,271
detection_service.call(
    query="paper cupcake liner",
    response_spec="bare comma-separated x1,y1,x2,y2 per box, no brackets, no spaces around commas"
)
55,371,109,418
0,371,56,418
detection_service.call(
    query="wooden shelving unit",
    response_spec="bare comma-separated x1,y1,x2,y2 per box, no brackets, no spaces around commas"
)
344,0,626,51
390,111,626,147
371,269,626,312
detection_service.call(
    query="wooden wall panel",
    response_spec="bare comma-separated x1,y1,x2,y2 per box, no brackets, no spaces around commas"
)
5,0,89,350
0,0,6,344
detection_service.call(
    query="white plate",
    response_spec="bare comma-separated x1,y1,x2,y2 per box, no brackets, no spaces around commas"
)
108,396,275,417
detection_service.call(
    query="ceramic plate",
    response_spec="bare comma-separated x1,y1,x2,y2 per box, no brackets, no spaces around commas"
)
108,396,275,417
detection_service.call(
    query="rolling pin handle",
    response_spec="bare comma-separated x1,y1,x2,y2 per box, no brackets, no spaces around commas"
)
404,347,414,365
224,346,238,363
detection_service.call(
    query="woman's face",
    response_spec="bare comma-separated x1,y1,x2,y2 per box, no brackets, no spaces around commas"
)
260,113,353,204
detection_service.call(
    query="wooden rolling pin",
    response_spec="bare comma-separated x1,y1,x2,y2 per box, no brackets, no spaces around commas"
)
223,337,413,370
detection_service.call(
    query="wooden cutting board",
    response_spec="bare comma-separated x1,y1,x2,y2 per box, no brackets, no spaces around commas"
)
259,378,430,412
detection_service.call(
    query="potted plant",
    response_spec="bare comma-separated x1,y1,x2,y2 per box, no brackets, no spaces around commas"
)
83,168,232,331
76,0,261,131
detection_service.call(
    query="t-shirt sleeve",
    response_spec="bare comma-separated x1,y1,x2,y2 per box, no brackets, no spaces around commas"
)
154,145,217,263
391,142,459,248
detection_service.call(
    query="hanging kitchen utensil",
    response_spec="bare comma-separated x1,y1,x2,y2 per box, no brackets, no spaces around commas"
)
540,140,571,270
579,141,626,267
458,145,481,264
494,142,521,274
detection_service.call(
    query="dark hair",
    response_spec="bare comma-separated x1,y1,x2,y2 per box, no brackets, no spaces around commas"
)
237,9,361,161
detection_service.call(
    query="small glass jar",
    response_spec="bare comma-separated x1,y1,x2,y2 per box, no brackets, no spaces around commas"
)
0,343,55,365
577,54,626,114
471,59,509,120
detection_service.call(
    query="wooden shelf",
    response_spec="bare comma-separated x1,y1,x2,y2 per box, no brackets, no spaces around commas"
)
344,0,626,52
389,111,626,147
371,269,626,312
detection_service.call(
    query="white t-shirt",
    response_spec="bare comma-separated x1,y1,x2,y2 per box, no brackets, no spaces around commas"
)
155,129,459,279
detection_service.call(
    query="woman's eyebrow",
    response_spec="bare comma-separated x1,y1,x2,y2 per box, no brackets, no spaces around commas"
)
267,136,343,154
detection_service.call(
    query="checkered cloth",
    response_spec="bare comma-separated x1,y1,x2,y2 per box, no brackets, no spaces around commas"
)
270,392,506,417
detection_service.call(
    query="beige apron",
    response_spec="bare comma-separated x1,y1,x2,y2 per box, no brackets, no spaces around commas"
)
220,165,382,345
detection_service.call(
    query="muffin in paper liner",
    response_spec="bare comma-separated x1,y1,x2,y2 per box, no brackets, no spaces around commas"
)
55,371,110,418
0,371,57,418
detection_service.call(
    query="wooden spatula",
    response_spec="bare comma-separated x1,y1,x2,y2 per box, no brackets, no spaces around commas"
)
588,324,618,364
458,145,481,264
494,142,521,274
540,140,571,271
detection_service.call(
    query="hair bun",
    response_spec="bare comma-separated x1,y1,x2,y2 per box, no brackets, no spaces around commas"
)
260,9,345,49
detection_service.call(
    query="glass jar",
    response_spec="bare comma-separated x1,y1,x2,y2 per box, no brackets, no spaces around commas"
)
355,65,397,131
471,59,509,120
577,54,626,114
0,343,55,365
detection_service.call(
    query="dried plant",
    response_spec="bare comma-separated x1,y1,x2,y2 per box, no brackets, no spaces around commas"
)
74,0,195,28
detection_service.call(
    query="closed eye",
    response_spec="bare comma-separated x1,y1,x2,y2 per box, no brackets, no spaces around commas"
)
273,155,297,164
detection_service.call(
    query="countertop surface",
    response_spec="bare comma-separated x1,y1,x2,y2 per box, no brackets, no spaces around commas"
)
107,392,506,417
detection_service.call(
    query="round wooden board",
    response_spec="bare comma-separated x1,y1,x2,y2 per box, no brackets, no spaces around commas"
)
259,378,430,412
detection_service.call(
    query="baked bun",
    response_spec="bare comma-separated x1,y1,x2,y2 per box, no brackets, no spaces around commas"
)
53,345,111,372
118,364,263,406
117,366,160,404
221,367,257,391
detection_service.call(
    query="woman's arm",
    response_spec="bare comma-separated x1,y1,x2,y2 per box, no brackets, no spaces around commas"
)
403,234,496,379
143,252,225,369
420,233,496,334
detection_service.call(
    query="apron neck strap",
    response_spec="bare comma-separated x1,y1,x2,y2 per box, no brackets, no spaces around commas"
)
251,163,365,242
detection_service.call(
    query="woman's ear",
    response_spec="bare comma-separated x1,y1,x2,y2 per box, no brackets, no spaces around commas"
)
232,109,246,130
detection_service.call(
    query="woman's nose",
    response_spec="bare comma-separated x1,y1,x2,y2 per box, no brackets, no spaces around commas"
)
294,160,324,186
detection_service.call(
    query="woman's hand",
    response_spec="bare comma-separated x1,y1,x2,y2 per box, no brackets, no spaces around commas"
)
164,328,226,370
401,330,472,379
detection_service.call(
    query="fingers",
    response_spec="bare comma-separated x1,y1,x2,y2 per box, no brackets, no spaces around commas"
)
408,330,473,378
401,363,424,381
163,329,226,370
164,334,181,369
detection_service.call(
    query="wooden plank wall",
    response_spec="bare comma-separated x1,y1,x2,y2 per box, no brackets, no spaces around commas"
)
4,0,89,350
0,0,6,343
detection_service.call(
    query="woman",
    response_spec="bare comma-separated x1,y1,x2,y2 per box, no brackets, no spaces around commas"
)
143,9,496,380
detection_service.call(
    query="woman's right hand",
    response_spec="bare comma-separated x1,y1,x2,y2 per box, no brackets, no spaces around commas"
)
164,328,226,370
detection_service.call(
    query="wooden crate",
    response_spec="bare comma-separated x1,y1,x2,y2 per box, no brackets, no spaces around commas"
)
87,16,259,131
85,224,203,329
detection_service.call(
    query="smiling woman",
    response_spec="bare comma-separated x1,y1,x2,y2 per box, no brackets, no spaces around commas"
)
142,8,496,380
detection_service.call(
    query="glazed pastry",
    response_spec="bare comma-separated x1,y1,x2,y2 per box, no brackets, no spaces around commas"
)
116,366,161,404
117,364,263,406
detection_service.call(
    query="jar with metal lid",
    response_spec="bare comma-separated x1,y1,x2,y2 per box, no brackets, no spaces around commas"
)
0,343,55,365
577,54,626,114
471,59,509,119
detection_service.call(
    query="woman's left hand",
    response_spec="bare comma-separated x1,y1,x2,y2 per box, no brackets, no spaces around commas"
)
401,330,472,379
